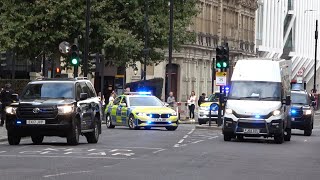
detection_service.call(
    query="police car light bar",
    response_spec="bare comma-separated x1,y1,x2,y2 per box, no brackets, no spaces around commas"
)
124,92,152,95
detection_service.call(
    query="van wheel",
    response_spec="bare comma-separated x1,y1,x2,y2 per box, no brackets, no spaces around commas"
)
67,119,80,145
304,125,312,136
8,131,21,145
284,128,291,141
106,114,115,128
31,135,44,145
274,132,284,144
85,117,99,144
224,134,232,141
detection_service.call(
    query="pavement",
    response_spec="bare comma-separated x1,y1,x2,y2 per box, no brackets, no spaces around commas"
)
0,127,6,142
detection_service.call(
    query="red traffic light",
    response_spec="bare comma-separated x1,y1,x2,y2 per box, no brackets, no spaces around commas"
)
55,67,61,73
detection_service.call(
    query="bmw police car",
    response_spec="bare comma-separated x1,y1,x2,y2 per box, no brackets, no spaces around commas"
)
105,92,178,131
198,92,222,125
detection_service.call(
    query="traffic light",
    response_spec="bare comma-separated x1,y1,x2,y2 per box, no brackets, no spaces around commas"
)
55,67,61,74
70,44,79,66
0,51,7,67
215,46,229,69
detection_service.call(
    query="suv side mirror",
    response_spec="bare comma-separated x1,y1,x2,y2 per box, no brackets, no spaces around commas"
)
11,94,19,102
282,95,291,105
80,93,88,100
120,103,127,107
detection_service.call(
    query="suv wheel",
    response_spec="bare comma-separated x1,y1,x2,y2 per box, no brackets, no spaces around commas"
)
223,134,232,141
31,135,44,145
128,115,140,130
284,128,291,141
106,114,115,128
274,131,284,144
8,131,21,145
85,117,99,144
304,124,312,136
67,119,80,145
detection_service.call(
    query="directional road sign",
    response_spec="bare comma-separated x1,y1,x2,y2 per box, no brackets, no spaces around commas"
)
216,72,227,86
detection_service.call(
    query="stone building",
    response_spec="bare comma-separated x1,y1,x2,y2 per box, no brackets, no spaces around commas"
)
126,0,258,102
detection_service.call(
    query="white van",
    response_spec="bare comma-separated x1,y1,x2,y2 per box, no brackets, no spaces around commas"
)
222,58,292,144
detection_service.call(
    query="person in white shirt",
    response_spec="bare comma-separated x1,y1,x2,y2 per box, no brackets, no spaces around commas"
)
108,91,116,105
188,91,197,119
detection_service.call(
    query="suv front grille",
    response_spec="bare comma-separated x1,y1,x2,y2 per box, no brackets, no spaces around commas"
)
17,106,58,119
237,120,266,129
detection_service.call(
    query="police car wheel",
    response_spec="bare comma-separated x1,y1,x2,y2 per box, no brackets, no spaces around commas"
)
106,114,115,128
128,115,139,130
8,131,21,145
165,126,178,131
31,135,44,145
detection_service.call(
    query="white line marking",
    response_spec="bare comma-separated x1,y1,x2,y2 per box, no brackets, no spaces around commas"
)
88,149,96,152
104,165,113,168
174,144,180,147
304,139,308,142
208,136,219,139
0,151,6,154
152,149,165,154
183,135,188,139
191,140,204,144
178,139,184,144
187,128,195,135
0,155,126,159
43,170,93,178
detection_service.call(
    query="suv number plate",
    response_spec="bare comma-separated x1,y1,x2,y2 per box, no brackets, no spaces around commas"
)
243,128,260,134
26,120,45,124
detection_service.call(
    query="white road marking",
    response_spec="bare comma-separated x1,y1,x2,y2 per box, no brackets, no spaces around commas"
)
152,149,166,154
87,149,96,152
304,139,308,142
191,140,204,144
43,170,93,178
173,144,180,147
0,151,6,154
183,135,188,139
178,139,184,144
0,155,126,159
187,128,195,135
208,136,219,139
111,152,135,157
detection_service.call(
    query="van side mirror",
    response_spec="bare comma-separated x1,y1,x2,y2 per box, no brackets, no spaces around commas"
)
80,93,88,100
282,95,291,105
11,94,19,102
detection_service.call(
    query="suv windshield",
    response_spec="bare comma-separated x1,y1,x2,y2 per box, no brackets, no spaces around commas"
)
291,92,308,105
21,83,74,99
228,81,281,100
129,96,164,106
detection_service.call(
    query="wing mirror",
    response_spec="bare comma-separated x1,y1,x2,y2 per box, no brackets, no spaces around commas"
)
163,102,169,107
282,95,291,105
11,94,19,102
80,93,88,100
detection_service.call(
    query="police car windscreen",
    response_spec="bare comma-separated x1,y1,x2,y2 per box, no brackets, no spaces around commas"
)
21,83,74,99
129,96,163,106
291,92,308,105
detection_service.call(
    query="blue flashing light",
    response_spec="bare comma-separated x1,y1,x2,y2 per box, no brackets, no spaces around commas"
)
291,109,297,114
137,91,152,95
168,121,172,124
147,121,152,124
255,115,261,119
16,120,22,125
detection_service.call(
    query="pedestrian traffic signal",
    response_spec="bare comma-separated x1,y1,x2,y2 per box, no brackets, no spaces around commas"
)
215,46,229,69
70,44,79,66
55,67,61,74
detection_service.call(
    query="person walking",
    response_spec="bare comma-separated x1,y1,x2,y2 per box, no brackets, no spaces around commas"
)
198,93,206,106
167,91,176,108
108,91,116,105
188,91,197,120
0,83,15,126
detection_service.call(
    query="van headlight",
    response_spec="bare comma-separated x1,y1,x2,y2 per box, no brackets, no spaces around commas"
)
58,105,74,114
5,106,17,115
272,110,281,116
225,109,233,114
304,110,312,115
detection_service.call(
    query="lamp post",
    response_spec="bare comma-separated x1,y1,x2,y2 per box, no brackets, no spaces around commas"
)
143,0,149,82
83,0,91,77
168,0,173,95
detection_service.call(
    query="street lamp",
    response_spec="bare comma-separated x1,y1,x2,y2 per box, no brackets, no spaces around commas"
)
168,0,173,94
133,66,138,75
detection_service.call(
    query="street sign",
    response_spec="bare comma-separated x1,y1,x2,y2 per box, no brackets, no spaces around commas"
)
216,72,227,86
297,76,303,83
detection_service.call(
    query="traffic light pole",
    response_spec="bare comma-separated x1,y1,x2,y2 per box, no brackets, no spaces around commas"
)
314,20,318,93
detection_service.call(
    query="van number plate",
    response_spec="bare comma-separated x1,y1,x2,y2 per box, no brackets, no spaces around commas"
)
26,120,45,124
243,128,260,134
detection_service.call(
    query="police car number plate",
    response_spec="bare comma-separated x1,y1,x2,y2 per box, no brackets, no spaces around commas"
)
26,120,45,124
154,118,164,122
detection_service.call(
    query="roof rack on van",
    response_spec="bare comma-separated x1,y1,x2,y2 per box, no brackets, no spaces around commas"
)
75,77,88,80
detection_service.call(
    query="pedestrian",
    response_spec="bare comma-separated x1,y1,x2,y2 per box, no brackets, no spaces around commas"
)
187,91,197,119
0,83,15,126
167,91,176,108
198,93,206,106
108,91,116,105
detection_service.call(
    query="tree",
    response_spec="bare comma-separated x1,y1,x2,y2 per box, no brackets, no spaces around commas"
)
0,0,199,71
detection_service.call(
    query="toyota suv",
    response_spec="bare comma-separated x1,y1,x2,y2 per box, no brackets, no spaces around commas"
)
5,77,102,145
290,90,315,136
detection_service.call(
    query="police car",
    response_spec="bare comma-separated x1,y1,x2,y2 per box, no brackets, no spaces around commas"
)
198,92,222,125
105,92,178,131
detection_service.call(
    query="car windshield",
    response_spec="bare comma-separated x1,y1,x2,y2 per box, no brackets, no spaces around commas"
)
21,83,74,99
207,93,219,102
129,96,164,106
228,81,281,101
291,92,308,105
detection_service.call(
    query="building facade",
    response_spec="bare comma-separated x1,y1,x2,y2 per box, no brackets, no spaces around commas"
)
256,0,320,92
127,0,258,101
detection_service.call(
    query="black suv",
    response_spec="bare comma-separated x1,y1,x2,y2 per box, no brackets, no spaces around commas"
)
290,90,315,136
5,77,102,145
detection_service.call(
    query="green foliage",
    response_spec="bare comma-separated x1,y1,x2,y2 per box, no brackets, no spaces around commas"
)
0,0,199,70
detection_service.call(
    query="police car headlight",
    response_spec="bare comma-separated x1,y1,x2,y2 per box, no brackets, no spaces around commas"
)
272,110,281,116
199,107,209,111
5,106,17,115
171,111,177,116
58,105,74,114
305,110,312,115
137,113,148,117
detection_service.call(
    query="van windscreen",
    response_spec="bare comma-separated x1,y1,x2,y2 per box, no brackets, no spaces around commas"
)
228,81,281,101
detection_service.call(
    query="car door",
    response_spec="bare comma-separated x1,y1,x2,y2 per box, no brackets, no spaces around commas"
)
79,82,93,130
111,96,122,125
119,96,129,125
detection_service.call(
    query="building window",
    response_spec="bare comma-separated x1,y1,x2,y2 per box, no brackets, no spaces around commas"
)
146,65,154,76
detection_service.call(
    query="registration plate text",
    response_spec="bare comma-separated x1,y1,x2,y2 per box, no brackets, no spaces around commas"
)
26,120,45,124
243,128,260,134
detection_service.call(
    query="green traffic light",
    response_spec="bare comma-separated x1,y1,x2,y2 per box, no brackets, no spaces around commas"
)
71,58,79,65
216,63,222,68
223,62,228,68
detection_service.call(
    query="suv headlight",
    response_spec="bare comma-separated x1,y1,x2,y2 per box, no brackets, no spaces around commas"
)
225,108,233,114
304,110,312,115
58,105,74,114
5,106,17,115
137,113,148,117
272,110,281,116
